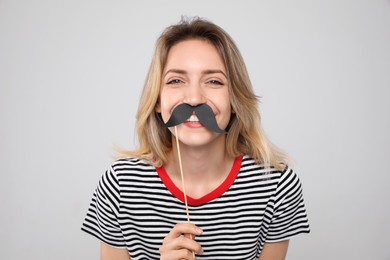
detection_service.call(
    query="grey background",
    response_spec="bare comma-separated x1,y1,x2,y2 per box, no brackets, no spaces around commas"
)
1,0,389,259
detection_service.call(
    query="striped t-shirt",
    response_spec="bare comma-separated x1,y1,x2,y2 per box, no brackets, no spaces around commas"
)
81,155,310,259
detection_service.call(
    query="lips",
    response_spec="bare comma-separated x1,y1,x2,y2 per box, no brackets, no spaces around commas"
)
186,113,200,122
184,114,204,128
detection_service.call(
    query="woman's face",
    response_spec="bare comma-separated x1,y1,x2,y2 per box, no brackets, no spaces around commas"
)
157,39,232,148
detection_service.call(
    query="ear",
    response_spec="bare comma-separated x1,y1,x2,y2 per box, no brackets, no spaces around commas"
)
231,105,236,114
155,102,161,113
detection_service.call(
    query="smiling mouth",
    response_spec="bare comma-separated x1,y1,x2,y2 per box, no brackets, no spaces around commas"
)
163,103,227,134
186,113,200,122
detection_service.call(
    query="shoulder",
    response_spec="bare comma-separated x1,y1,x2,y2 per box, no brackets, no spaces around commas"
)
277,165,302,189
240,155,285,176
110,157,156,173
102,157,157,184
99,157,159,195
239,155,302,187
242,155,298,174
107,157,157,183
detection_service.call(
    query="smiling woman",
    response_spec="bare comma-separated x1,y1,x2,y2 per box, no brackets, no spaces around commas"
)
81,17,310,260
157,39,232,145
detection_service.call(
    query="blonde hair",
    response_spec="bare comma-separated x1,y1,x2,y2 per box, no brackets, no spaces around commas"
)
120,17,288,170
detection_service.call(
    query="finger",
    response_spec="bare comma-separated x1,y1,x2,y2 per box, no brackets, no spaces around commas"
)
161,228,203,257
160,248,196,260
162,234,203,255
183,233,194,240
160,242,202,259
167,223,203,238
175,235,203,255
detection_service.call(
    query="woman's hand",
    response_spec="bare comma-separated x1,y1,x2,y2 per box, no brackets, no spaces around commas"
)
160,223,203,259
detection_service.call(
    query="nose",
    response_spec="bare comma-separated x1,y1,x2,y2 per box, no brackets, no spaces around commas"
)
183,82,206,106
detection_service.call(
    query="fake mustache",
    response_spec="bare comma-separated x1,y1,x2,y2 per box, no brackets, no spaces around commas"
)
163,103,227,134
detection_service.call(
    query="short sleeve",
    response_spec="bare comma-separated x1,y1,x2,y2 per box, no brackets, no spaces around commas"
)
81,166,126,248
266,167,310,242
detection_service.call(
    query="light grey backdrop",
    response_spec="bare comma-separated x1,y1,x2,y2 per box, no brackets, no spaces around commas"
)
1,0,389,259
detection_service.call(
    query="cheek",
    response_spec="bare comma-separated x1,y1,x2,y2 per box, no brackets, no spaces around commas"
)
158,96,174,122
220,98,233,124
217,94,232,114
159,89,183,115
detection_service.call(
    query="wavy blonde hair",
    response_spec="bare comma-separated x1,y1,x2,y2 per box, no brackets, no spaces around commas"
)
120,17,288,170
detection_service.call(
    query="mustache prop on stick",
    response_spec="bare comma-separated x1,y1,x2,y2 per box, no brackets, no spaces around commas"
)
163,103,227,134
161,103,227,258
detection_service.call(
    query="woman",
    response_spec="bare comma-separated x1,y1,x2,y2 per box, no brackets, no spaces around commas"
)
82,17,310,260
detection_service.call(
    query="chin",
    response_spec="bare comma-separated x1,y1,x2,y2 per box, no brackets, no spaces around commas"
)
179,132,223,147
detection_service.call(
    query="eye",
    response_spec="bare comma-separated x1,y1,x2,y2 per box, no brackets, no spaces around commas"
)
207,80,224,86
166,79,183,85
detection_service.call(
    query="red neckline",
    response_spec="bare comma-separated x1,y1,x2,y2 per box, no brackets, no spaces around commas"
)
156,155,243,206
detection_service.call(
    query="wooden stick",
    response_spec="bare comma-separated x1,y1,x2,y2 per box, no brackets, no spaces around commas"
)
174,126,195,258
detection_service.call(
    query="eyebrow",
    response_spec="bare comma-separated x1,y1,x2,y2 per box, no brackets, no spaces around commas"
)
163,69,227,78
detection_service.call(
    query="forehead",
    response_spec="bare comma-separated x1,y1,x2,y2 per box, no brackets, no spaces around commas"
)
164,39,226,73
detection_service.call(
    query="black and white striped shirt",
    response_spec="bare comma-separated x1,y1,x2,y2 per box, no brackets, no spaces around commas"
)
82,155,310,259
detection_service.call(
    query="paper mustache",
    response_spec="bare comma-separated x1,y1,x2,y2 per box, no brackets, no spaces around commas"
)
162,103,227,134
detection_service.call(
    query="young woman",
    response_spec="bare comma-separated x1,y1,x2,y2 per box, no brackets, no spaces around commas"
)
82,18,310,260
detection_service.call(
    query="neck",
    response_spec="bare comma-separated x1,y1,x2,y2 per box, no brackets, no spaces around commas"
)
170,136,229,178
164,134,236,199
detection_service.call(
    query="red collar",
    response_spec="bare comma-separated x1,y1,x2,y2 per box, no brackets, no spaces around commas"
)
156,155,243,206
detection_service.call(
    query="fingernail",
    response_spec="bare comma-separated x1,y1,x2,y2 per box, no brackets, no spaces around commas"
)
195,226,203,235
